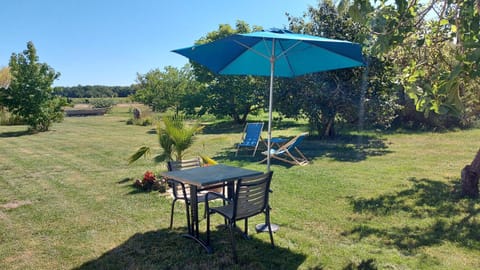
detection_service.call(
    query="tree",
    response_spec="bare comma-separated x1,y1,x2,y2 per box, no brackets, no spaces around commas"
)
283,0,399,137
128,114,203,164
0,66,10,89
133,65,199,114
0,66,12,123
54,85,135,98
346,0,480,128
2,42,65,132
187,21,266,124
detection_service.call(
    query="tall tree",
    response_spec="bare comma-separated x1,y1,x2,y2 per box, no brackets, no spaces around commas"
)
0,66,12,119
133,65,198,115
346,0,480,127
3,42,65,132
284,0,399,137
0,67,10,89
187,21,266,124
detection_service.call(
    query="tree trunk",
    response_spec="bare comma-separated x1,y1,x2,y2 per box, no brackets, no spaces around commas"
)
461,149,480,198
322,116,336,138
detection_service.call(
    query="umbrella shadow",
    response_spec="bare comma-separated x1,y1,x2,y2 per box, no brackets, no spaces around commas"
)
345,177,480,254
74,228,306,269
217,133,390,165
310,134,391,162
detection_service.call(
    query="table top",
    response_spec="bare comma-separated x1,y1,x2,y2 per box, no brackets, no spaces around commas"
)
161,164,263,187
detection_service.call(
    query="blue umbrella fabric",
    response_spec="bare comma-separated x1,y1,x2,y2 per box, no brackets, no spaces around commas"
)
173,29,364,171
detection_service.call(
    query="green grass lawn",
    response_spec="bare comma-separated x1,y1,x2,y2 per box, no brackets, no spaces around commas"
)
1,109,479,269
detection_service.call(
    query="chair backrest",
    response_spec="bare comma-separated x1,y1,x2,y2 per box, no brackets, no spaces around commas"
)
167,157,202,199
241,122,264,146
278,132,308,152
233,171,273,220
167,157,201,171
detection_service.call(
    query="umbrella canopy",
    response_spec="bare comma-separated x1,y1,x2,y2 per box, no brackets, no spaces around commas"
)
173,29,364,171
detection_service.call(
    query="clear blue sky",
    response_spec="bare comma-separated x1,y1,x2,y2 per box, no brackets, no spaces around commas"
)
1,0,318,87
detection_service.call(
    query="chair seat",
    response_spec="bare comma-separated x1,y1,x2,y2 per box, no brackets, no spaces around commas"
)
262,148,286,155
210,204,234,219
172,191,209,203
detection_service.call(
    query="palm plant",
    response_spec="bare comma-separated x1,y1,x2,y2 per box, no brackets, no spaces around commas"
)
128,114,203,164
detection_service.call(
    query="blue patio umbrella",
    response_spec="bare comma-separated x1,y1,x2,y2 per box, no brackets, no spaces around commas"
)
173,29,364,171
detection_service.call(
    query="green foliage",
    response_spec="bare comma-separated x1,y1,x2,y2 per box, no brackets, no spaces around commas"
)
90,98,116,111
0,66,10,89
0,108,24,125
346,0,480,127
161,115,203,160
186,21,266,124
133,65,199,114
54,85,135,98
126,117,153,126
128,114,203,164
127,145,151,165
285,1,399,137
2,41,65,132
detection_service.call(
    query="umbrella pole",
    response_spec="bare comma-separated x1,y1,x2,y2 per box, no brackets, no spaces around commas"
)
257,40,280,234
267,41,275,172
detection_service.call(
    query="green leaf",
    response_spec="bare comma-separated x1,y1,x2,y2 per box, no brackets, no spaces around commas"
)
128,146,151,165
451,24,457,33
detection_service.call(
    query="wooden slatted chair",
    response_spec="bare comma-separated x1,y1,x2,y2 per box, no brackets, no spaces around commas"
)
261,132,309,166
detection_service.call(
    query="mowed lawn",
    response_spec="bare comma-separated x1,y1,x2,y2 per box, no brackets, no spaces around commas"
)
1,108,479,269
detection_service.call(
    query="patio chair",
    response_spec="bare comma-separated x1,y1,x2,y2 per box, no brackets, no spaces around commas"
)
205,171,274,263
235,122,264,156
261,132,309,166
167,157,223,230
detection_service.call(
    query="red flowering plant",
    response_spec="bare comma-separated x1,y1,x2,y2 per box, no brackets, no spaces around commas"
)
143,171,156,184
134,170,167,192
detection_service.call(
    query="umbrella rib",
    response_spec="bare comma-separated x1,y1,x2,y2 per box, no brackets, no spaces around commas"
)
275,40,303,77
275,40,303,60
233,40,270,61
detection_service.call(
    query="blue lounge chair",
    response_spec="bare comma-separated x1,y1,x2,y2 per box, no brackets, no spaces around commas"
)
235,122,264,156
261,133,309,166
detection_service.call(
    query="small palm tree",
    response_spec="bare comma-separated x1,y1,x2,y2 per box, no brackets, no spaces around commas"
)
128,114,203,164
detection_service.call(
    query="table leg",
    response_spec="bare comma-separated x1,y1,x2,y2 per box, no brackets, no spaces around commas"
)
189,185,199,237
182,184,212,253
227,181,235,200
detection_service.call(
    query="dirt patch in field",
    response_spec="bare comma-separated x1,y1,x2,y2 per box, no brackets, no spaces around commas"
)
116,103,143,108
73,104,92,109
1,200,32,209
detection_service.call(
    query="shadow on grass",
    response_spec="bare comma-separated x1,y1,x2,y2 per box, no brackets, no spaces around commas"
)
74,228,306,270
346,177,480,253
0,130,33,138
214,133,390,167
313,134,391,162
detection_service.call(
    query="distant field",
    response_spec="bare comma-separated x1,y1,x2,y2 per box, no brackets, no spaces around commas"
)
1,110,479,269
69,97,131,105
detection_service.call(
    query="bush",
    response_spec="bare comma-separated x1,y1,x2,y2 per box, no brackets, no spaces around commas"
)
0,109,25,125
90,98,116,111
126,117,153,126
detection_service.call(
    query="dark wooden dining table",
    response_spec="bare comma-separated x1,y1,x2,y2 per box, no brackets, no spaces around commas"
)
161,164,263,252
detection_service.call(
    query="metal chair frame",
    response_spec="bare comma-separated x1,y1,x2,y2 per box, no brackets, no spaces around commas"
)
205,171,274,263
